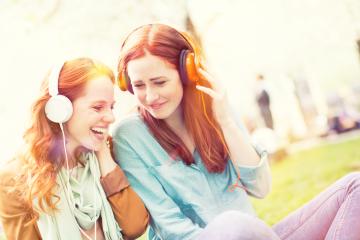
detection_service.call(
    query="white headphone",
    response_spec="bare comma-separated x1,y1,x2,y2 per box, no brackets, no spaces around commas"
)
45,62,73,123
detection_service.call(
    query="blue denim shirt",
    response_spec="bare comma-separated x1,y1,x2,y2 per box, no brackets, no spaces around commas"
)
112,114,271,240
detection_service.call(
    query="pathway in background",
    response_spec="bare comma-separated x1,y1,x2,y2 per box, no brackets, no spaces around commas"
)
288,129,360,154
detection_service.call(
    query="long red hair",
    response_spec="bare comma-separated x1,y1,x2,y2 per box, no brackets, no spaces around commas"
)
15,58,114,222
118,24,228,172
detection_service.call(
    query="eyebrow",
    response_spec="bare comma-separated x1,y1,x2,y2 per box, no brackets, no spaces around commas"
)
149,76,166,81
90,100,116,105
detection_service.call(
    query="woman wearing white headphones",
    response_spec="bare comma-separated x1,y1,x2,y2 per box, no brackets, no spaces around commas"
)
0,58,148,240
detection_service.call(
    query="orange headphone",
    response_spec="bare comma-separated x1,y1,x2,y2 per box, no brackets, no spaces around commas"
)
117,24,202,94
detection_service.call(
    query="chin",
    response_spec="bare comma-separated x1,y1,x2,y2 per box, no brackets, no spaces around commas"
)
148,109,172,120
150,113,168,120
82,142,101,152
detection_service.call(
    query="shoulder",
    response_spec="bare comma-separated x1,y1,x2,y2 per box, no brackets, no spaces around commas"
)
113,114,145,133
0,158,26,210
112,114,150,142
0,158,21,187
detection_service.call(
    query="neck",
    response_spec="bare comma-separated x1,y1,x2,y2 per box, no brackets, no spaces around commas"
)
59,124,78,168
164,106,184,132
164,108,195,153
63,142,79,169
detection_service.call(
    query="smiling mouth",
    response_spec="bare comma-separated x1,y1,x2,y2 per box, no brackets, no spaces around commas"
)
90,127,108,139
149,102,166,110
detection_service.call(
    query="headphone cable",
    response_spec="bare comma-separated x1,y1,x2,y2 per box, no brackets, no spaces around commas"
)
199,91,246,192
59,123,97,240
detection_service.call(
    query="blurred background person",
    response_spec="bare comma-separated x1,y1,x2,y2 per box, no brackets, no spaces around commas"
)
255,74,274,129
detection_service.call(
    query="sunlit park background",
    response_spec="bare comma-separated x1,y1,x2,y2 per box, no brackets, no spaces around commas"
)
1,0,360,239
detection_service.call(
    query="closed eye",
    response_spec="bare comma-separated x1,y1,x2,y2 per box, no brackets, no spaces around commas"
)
92,105,103,112
132,83,144,88
154,80,166,85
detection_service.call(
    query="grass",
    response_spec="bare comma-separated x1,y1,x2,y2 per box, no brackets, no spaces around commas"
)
252,136,360,226
1,136,359,240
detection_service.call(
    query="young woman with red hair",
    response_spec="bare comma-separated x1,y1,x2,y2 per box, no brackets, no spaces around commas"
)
0,58,148,239
113,23,360,240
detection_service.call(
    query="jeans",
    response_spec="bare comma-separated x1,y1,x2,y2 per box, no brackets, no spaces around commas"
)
197,172,360,240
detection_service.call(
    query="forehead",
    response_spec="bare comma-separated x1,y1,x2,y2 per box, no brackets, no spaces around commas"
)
127,53,176,81
78,76,114,101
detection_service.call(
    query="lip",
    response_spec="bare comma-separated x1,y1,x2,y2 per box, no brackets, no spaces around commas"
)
90,126,108,141
92,125,109,129
149,101,167,110
92,132,106,141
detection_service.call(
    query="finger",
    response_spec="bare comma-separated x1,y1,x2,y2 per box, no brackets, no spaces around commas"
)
197,68,215,84
196,85,222,99
197,68,224,91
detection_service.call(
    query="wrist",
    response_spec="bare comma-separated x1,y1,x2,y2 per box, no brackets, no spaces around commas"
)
98,156,117,176
97,149,112,163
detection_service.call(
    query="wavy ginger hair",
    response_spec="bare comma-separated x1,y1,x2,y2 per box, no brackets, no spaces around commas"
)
15,58,114,223
118,24,229,172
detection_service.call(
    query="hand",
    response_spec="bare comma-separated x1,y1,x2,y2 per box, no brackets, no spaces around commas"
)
195,68,233,126
96,137,117,176
96,137,113,164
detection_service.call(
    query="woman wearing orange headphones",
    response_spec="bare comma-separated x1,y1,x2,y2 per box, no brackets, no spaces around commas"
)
0,58,148,239
113,23,360,240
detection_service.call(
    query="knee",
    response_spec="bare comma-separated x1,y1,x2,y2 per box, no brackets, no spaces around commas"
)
204,211,279,240
339,172,360,191
342,172,360,184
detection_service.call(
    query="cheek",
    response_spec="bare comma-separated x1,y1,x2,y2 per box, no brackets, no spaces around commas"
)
171,83,184,102
67,111,92,131
135,91,146,104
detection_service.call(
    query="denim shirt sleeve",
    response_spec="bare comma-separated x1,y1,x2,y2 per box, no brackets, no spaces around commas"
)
112,133,203,240
229,112,272,199
237,144,272,199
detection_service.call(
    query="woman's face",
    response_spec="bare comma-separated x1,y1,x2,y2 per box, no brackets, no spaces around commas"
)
65,76,115,154
127,52,184,123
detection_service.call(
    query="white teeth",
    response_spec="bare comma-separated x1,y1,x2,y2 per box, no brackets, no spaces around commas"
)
91,127,107,134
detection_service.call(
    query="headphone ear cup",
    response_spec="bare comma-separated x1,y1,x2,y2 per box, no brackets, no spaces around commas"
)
118,70,127,91
45,95,73,123
179,50,199,85
185,52,200,83
118,70,134,94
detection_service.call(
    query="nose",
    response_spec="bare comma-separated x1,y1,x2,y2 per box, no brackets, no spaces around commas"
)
145,87,159,103
103,108,115,123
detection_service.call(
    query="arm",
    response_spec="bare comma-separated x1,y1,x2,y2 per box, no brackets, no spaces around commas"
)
97,140,149,239
196,69,271,198
237,148,271,198
221,118,272,198
112,135,203,240
100,166,149,239
0,162,41,240
220,118,262,166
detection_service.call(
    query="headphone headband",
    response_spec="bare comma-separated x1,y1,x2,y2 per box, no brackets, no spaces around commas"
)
48,62,65,96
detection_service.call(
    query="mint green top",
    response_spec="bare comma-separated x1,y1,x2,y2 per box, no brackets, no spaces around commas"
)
112,114,271,240
36,152,123,240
